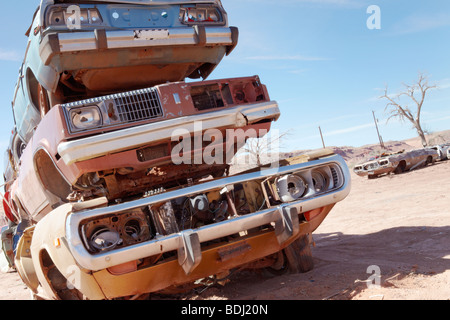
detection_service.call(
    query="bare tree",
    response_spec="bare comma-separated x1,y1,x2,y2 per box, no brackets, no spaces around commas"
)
380,72,437,147
242,130,291,167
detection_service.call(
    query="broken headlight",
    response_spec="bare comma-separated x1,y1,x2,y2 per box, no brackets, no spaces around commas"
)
69,106,102,132
81,209,152,254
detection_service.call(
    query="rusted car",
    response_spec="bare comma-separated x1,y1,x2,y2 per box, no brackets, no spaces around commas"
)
353,148,438,179
2,0,352,300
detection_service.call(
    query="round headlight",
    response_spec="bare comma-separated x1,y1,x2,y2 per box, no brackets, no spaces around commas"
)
70,106,102,131
277,174,307,203
89,227,122,252
311,171,329,193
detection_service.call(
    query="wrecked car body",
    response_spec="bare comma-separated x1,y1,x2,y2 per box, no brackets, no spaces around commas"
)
14,0,238,144
17,151,350,299
353,148,438,179
2,0,352,300
11,75,280,223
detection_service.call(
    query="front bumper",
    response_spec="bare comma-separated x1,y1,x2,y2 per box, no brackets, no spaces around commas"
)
57,101,280,165
39,26,238,66
354,165,393,177
65,154,351,273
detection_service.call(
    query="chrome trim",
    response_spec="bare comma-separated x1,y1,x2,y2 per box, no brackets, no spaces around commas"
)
65,154,351,271
57,101,280,165
56,26,234,52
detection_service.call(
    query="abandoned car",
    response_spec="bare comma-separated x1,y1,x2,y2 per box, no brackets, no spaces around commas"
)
353,148,439,179
1,0,352,300
430,144,450,161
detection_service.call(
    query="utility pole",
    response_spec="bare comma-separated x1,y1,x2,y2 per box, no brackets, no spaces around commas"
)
319,126,326,148
372,110,385,149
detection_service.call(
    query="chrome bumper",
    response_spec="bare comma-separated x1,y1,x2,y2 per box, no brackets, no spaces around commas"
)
65,154,351,273
40,26,238,65
57,101,280,165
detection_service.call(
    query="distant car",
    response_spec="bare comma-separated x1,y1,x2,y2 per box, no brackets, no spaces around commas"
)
353,148,439,179
430,144,450,161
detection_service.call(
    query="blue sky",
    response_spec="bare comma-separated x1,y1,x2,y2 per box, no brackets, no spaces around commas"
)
0,0,449,167
212,0,450,152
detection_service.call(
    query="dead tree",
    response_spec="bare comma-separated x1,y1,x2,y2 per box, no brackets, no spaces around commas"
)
242,130,290,167
380,73,437,147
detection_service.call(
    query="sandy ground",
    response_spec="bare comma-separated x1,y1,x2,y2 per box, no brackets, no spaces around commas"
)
187,158,450,300
1,158,449,300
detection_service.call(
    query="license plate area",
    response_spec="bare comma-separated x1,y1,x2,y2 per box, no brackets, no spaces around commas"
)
134,29,169,40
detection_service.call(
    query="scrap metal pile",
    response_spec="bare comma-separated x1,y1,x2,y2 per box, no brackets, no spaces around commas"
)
1,0,350,300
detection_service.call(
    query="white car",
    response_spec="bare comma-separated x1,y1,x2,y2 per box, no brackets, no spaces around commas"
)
430,144,450,161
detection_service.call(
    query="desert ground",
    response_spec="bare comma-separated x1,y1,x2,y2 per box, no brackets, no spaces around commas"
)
0,134,449,300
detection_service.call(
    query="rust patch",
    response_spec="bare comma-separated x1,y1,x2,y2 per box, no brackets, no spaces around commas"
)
217,241,251,262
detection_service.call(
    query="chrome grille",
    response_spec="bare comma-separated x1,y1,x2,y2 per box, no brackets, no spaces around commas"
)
63,86,164,134
364,162,379,170
114,88,163,123
330,167,339,187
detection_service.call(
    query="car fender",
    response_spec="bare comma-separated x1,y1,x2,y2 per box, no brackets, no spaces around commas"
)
27,202,106,300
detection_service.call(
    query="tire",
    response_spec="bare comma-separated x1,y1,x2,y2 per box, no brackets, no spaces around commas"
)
283,234,314,273
394,162,406,174
266,251,289,275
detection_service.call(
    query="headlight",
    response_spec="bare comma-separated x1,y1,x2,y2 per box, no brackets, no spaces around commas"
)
89,227,122,252
69,106,102,132
179,6,224,25
277,174,307,203
45,6,103,28
81,209,152,254
311,170,329,193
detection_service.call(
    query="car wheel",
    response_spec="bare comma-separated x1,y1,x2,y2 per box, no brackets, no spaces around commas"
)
283,234,314,273
394,162,406,174
266,251,289,275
